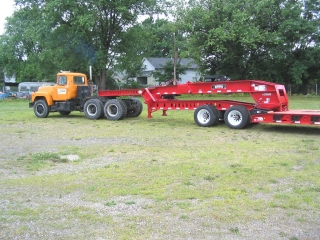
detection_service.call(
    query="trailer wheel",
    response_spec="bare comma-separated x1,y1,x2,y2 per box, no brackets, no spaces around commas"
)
125,98,143,118
224,106,250,129
34,99,50,118
84,99,103,120
59,111,71,116
194,105,218,127
104,99,124,121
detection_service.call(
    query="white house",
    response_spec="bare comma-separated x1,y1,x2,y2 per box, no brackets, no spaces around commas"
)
138,57,200,85
2,72,16,92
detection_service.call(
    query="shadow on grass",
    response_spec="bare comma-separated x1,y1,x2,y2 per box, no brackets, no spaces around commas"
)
48,113,86,119
253,123,320,135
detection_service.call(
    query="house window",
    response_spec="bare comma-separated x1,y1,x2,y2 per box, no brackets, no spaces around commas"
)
137,77,147,85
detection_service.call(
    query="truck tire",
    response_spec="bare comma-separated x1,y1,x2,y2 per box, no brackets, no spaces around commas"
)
104,99,125,121
59,111,71,116
125,98,143,117
224,106,250,129
194,105,218,127
84,99,103,120
119,99,128,119
98,99,105,119
34,99,50,118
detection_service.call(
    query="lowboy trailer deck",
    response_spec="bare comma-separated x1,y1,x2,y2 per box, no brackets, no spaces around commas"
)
98,80,320,129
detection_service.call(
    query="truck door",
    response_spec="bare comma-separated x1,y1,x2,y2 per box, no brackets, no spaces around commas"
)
53,75,68,101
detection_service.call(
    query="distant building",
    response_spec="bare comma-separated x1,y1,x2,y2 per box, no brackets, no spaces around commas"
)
1,72,17,92
4,73,15,83
138,57,200,85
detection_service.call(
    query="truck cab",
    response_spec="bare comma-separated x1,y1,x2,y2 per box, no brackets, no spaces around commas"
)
29,72,92,118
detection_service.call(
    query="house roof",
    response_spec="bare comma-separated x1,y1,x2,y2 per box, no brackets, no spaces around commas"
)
144,58,198,69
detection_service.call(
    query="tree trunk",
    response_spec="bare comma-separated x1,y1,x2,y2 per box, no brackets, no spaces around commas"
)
98,68,107,90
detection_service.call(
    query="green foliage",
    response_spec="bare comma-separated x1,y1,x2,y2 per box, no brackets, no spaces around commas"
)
0,0,164,87
175,0,320,84
1,0,319,90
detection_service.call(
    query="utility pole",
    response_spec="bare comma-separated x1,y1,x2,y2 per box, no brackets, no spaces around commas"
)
173,33,177,85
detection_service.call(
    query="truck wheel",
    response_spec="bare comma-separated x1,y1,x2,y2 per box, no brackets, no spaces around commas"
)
84,99,103,120
119,99,128,119
34,99,50,118
59,111,71,116
98,99,105,119
194,105,218,127
104,99,124,121
125,98,143,117
224,106,250,129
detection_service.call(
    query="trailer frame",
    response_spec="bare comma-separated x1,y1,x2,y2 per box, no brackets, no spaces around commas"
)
98,80,320,129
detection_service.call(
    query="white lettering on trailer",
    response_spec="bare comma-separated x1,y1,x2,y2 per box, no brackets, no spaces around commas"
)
237,90,242,92
227,90,231,92
254,85,266,91
212,84,226,90
58,89,66,94
254,117,264,122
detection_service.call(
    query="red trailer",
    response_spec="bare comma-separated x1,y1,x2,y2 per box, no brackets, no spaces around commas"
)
98,80,320,129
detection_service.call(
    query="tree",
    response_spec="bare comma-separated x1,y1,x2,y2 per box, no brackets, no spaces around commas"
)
115,17,190,87
175,0,320,85
1,0,165,88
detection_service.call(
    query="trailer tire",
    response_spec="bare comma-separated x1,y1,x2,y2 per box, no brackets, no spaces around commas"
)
34,99,50,118
224,106,250,129
125,98,143,118
59,111,71,116
84,99,103,120
194,105,218,127
104,99,124,121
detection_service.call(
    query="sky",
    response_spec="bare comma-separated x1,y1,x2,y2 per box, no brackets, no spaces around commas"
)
0,0,15,34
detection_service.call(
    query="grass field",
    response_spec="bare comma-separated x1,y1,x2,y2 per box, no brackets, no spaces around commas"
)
0,95,319,239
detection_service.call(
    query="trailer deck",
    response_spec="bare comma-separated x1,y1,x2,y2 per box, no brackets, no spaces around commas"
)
98,80,320,129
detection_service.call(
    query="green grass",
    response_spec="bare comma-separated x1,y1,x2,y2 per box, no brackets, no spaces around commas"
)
0,97,319,239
